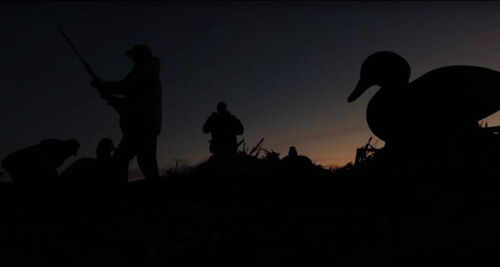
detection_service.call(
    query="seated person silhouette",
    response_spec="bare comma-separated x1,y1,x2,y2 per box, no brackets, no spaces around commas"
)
1,139,79,208
281,146,314,172
203,102,244,160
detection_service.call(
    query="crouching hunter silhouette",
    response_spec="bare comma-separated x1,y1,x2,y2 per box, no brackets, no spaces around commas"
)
2,139,79,208
91,45,162,183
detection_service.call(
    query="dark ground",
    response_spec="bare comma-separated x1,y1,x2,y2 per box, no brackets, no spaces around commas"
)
1,141,500,267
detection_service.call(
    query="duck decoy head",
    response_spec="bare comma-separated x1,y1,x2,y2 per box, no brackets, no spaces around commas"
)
348,51,410,102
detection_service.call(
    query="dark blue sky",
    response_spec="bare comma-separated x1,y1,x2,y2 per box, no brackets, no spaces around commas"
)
2,2,500,178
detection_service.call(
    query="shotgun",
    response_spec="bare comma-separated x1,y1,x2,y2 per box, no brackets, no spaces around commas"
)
58,25,99,80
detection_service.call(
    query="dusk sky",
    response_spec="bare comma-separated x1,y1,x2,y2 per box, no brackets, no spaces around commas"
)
3,1,500,179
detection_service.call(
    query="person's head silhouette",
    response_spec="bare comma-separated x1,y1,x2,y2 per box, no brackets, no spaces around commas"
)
217,101,228,113
125,44,153,65
96,138,115,160
288,146,298,157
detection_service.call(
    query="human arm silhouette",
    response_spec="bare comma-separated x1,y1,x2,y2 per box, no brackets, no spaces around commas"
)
203,113,216,133
91,80,126,113
91,58,159,99
233,116,244,135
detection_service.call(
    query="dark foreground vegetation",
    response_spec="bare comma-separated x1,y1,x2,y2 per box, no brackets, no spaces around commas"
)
1,128,500,267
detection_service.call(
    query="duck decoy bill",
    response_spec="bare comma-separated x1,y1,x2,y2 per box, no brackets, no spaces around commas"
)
348,78,370,103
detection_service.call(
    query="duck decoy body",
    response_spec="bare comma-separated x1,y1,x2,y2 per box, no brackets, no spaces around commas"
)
348,51,500,146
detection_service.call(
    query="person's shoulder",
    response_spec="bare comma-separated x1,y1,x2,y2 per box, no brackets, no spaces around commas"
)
12,143,42,156
281,156,291,162
298,155,313,165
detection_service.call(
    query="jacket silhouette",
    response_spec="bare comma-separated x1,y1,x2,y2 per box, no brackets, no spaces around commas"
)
203,102,244,159
91,44,162,182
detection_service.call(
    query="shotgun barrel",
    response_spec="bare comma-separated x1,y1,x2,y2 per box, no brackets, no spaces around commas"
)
58,25,99,80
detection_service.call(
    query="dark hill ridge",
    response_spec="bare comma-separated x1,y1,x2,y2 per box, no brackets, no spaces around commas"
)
1,128,500,266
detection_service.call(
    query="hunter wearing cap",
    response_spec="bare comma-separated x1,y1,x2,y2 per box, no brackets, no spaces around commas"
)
91,44,162,183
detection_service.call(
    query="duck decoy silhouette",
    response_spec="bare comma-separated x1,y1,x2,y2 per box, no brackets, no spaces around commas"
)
348,51,500,146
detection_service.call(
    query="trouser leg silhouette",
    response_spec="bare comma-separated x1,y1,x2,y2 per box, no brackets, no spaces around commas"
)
115,133,159,183
137,135,159,181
